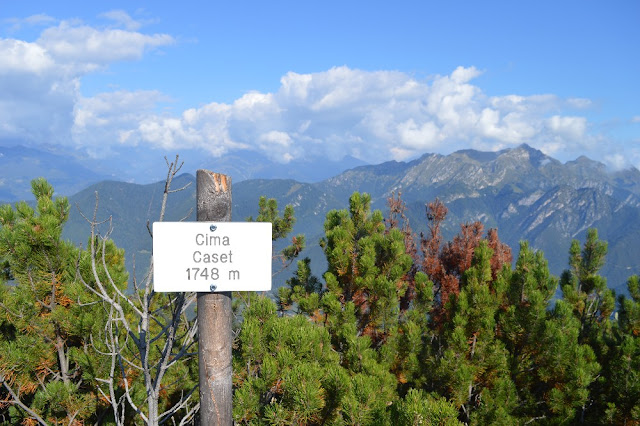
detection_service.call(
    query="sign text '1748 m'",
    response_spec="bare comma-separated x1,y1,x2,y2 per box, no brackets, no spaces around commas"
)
185,267,240,281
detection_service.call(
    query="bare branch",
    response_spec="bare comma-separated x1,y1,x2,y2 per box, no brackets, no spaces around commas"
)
117,340,149,424
168,180,192,194
178,402,200,426
81,154,200,423
179,207,194,222
525,415,547,424
1,377,50,425
75,197,112,229
0,300,24,318
158,384,198,424
66,409,80,426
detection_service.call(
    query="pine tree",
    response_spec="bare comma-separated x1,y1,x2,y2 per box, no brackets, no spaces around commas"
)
233,294,344,424
419,199,512,329
0,178,128,423
248,195,305,276
499,242,600,423
428,241,518,424
560,229,614,421
320,192,414,346
598,275,640,423
561,229,615,345
2,158,202,424
234,192,461,424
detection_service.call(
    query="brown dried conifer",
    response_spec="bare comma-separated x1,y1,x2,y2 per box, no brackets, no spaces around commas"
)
420,199,512,327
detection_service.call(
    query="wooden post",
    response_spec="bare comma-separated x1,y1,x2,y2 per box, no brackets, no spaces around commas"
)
196,170,233,425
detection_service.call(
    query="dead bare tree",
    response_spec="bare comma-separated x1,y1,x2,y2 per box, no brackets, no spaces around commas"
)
77,156,200,425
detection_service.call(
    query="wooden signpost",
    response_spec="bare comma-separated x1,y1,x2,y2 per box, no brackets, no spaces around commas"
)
153,170,272,425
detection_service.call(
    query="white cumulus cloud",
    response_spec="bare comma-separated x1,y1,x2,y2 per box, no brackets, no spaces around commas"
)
37,21,173,73
0,13,174,146
75,65,609,165
546,115,587,140
0,39,54,73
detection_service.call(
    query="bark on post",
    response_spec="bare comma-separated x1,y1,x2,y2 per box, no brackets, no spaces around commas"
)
196,170,233,425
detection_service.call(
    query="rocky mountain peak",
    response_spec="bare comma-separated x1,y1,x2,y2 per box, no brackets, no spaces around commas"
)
567,155,608,171
496,144,555,168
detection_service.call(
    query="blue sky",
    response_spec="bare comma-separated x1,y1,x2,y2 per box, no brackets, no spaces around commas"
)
1,0,639,179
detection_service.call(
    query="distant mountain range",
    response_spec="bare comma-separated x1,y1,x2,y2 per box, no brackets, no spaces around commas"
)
48,144,640,296
0,144,367,202
0,144,111,201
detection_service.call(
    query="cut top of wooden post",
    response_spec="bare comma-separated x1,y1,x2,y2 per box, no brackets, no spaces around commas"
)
197,170,231,222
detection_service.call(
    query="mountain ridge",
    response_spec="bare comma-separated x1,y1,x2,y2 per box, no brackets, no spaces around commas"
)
34,143,640,295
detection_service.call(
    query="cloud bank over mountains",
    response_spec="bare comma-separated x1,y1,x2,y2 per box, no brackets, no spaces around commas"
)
1,11,636,170
0,12,173,151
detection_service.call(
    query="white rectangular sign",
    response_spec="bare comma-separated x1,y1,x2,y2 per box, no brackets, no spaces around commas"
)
153,222,272,292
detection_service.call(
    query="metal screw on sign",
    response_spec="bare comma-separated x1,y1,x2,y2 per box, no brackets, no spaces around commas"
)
209,284,217,292
210,225,217,232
